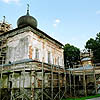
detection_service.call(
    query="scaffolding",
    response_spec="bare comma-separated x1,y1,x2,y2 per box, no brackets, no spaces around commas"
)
66,64,99,97
0,35,67,100
0,16,11,35
0,37,8,99
0,25,100,100
0,62,67,100
0,36,100,100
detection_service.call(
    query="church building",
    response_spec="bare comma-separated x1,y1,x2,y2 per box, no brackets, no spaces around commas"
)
0,5,66,100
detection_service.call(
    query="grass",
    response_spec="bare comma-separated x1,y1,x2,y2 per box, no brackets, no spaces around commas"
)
62,94,100,100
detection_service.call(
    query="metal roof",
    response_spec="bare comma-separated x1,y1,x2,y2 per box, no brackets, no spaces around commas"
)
67,64,93,71
81,57,91,61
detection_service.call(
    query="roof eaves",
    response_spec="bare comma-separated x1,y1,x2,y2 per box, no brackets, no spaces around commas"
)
0,25,64,47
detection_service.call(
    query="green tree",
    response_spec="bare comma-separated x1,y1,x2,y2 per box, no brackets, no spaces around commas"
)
64,43,80,69
85,38,97,50
85,32,100,63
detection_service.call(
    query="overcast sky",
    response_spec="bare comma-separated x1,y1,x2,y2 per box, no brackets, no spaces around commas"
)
0,0,100,50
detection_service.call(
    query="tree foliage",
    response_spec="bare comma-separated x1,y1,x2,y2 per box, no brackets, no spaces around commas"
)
85,32,100,63
64,43,80,69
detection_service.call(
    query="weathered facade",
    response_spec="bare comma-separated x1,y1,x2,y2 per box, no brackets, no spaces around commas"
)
5,27,64,67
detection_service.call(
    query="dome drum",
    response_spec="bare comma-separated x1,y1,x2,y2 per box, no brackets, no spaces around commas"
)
17,5,38,28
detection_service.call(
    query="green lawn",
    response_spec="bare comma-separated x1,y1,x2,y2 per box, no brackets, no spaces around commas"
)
62,94,100,100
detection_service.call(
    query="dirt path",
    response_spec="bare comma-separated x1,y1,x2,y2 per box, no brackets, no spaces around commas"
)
87,97,100,100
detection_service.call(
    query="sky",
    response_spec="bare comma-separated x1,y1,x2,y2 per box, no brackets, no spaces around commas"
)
0,0,100,50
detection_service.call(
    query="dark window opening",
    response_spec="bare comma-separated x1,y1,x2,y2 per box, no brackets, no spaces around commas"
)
35,48,39,60
48,51,51,64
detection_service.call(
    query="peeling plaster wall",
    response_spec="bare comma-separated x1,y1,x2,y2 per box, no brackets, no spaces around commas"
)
6,32,29,63
28,31,64,67
6,30,64,67
10,72,31,88
0,63,62,88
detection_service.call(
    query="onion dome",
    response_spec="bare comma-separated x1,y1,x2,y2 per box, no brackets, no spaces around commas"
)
17,4,37,28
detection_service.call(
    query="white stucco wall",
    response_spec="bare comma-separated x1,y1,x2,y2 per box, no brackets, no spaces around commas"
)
6,32,30,63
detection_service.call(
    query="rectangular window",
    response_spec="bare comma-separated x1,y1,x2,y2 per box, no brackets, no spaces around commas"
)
35,48,39,60
57,57,59,65
48,51,51,64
